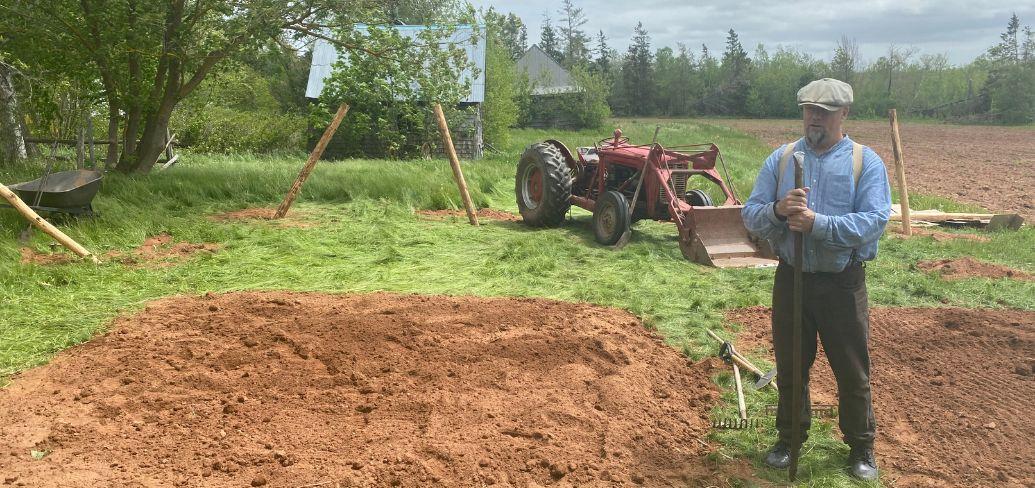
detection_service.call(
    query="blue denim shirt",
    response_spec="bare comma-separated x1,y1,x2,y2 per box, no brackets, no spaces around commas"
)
742,136,892,273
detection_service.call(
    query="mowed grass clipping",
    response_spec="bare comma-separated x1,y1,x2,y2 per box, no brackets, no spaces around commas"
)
1,119,1032,487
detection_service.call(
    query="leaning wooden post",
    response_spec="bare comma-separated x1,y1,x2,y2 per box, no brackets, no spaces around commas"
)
432,103,478,226
274,102,350,219
888,109,912,236
0,183,100,263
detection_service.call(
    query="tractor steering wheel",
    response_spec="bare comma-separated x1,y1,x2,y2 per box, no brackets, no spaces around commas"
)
598,136,629,147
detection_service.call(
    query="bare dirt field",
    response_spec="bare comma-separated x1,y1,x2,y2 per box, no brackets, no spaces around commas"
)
0,292,736,487
714,119,1035,221
727,306,1035,487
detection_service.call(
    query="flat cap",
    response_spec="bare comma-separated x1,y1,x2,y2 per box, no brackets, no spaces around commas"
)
797,78,853,111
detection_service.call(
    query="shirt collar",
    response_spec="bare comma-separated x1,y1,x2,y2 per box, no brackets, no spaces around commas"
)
804,134,851,157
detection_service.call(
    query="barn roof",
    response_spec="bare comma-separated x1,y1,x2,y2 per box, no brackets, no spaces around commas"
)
516,45,579,95
305,24,485,103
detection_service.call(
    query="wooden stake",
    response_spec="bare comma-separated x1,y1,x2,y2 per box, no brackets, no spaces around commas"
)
888,109,912,236
274,103,350,219
0,183,99,263
432,103,478,226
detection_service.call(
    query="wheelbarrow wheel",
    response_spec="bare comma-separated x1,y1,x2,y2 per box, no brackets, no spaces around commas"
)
516,143,572,227
593,191,630,246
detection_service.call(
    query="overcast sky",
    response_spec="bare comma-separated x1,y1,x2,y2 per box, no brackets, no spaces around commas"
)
467,0,1035,66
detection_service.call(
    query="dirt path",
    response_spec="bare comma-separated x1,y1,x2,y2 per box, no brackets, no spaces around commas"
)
0,292,733,487
713,119,1035,221
727,306,1035,487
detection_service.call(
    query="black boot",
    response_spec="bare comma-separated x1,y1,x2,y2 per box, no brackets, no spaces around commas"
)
764,441,791,469
848,446,878,481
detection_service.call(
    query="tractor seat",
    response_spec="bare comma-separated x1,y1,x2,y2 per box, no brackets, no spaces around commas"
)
577,147,599,164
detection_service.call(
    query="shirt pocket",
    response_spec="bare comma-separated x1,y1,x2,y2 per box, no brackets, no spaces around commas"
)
824,175,854,213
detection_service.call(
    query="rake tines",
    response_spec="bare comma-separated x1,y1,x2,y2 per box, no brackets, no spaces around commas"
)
712,418,765,430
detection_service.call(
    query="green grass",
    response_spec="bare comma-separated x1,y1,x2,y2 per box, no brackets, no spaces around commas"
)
1,119,1032,486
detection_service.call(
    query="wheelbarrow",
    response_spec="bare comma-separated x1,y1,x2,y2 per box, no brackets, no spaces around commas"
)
2,169,103,216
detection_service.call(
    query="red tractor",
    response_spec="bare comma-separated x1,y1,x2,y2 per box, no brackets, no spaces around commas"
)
515,129,777,268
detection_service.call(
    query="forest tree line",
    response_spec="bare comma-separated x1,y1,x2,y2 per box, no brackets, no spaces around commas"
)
0,1,1033,167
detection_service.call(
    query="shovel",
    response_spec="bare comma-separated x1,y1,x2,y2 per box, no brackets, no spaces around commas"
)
789,151,806,481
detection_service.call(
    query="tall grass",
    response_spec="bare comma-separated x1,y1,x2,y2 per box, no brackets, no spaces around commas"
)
1,119,1032,486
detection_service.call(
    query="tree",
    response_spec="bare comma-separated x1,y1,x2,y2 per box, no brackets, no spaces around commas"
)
719,28,751,114
592,30,615,74
617,22,655,116
988,13,1022,64
0,0,472,173
482,10,521,145
984,14,1035,123
539,14,563,62
0,59,27,164
831,35,859,84
557,0,590,68
484,8,527,60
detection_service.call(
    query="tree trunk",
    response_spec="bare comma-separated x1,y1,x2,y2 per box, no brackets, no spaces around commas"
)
0,62,28,164
129,108,174,174
106,103,119,168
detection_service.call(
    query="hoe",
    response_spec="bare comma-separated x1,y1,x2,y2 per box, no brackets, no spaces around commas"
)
515,129,777,268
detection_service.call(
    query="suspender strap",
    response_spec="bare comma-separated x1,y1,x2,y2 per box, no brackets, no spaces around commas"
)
851,142,863,186
776,138,800,190
777,138,865,190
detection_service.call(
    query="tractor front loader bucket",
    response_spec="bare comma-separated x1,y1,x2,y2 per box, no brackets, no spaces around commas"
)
679,206,778,268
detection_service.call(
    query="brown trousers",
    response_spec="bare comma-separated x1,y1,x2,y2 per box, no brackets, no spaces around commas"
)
772,261,876,449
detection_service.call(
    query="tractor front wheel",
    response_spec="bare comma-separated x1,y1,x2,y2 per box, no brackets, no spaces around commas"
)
516,143,572,226
593,191,630,246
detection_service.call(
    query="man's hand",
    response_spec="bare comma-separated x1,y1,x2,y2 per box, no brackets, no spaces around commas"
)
788,208,816,233
775,187,810,219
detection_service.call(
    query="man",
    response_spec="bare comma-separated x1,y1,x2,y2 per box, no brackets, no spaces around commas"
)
741,78,891,481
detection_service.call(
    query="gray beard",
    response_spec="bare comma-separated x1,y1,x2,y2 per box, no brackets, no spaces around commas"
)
806,127,827,147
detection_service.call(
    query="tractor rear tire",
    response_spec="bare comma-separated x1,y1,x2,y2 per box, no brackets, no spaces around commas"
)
593,191,630,246
516,143,572,227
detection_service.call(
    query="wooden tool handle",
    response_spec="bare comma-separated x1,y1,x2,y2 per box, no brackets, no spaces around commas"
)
1,183,99,263
732,363,747,421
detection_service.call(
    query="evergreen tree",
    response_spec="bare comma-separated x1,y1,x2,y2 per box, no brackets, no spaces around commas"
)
984,14,1035,123
558,0,591,68
720,28,752,114
592,30,614,74
539,14,563,62
988,13,1022,64
618,22,655,116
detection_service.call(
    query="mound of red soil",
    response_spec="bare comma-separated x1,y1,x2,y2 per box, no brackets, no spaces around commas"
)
917,257,1032,280
113,233,220,267
726,306,1035,487
418,208,522,222
19,247,76,265
18,234,219,267
208,208,313,228
0,292,732,487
